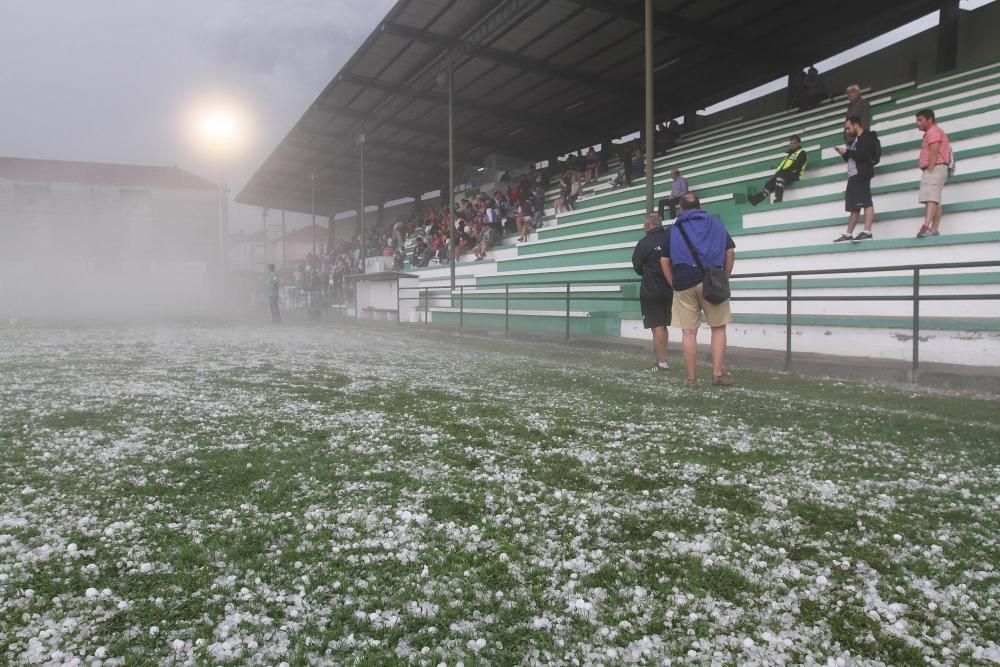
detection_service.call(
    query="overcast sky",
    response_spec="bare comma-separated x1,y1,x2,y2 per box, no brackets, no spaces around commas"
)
0,0,395,231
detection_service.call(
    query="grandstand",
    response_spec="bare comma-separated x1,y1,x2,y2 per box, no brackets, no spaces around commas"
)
404,59,1000,367
237,0,1000,369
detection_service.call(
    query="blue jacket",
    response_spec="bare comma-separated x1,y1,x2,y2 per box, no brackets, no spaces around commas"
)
668,209,731,269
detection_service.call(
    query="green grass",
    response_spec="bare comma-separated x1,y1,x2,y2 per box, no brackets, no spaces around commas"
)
0,320,997,664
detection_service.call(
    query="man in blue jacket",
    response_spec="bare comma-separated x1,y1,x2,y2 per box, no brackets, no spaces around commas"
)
660,194,735,386
631,212,673,373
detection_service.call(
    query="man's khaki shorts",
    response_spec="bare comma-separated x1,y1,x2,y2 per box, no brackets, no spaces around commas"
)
672,283,732,329
918,164,948,204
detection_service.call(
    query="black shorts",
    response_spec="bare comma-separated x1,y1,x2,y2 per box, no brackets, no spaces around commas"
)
845,175,873,211
640,296,672,329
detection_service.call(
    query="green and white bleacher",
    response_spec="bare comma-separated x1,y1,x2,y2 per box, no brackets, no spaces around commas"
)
417,59,1000,365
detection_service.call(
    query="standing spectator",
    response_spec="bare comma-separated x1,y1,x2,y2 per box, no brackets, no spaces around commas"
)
585,147,600,182
632,212,673,373
631,145,645,180
566,173,582,211
797,67,827,111
659,193,735,387
844,85,872,133
915,109,952,238
266,263,280,324
748,135,808,205
532,183,546,229
833,116,877,242
657,169,689,220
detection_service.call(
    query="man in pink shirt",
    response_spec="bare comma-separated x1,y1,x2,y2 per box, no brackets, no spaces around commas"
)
916,109,952,238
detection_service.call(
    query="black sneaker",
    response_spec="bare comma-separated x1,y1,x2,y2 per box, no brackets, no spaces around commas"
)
649,364,670,373
748,192,766,206
833,233,854,242
852,232,873,242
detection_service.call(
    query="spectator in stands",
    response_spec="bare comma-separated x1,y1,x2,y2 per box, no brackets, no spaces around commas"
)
797,67,827,111
266,263,280,324
585,148,600,182
532,183,546,228
845,84,872,132
632,212,673,373
473,225,495,261
660,193,735,387
748,135,808,205
632,145,645,180
610,148,631,189
915,108,952,238
657,169,689,220
412,237,429,267
833,116,878,242
566,173,582,211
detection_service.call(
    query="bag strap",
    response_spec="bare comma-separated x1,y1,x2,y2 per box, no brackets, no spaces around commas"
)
674,220,705,271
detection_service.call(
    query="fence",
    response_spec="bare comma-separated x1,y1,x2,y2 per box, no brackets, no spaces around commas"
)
398,259,1000,372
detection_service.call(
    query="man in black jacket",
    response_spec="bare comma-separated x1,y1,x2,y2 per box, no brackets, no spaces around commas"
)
632,212,673,372
833,115,877,242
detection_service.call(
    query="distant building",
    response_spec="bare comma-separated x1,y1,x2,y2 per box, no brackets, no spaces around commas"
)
0,157,219,316
228,230,269,274
283,224,328,266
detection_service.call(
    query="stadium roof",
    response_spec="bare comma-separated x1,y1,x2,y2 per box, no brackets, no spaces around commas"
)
0,157,216,190
237,0,940,216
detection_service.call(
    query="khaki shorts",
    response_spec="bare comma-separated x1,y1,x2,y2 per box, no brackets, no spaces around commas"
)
672,283,732,329
918,164,948,204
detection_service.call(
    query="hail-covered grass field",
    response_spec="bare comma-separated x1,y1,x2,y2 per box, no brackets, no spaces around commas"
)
1,321,998,667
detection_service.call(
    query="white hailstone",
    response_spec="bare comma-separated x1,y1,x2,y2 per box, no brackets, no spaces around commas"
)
85,588,99,598
67,543,78,554
554,491,562,499
294,561,303,569
117,601,128,610
23,589,34,598
0,573,8,582
149,626,159,637
866,610,881,623
743,638,755,648
94,647,107,659
400,510,412,522
816,576,828,586
139,563,153,573
246,463,253,469
101,588,112,597
495,591,503,599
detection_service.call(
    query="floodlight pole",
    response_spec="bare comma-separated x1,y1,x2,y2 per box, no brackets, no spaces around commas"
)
311,173,317,258
217,162,227,293
644,0,655,215
281,209,287,269
448,59,456,292
359,133,366,274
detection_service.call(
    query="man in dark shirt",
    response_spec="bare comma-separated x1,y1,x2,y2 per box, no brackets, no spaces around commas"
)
631,212,673,373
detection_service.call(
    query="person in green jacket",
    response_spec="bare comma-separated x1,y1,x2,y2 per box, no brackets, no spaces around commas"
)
266,264,281,324
748,135,808,205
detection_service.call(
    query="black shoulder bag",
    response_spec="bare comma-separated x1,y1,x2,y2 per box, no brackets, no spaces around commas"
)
674,221,731,305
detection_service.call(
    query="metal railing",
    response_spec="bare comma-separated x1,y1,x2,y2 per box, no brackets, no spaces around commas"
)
397,259,1000,373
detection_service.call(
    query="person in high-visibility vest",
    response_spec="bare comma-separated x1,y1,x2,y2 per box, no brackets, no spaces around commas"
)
748,135,808,205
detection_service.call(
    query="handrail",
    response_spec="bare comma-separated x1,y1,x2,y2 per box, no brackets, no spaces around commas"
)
393,258,1000,373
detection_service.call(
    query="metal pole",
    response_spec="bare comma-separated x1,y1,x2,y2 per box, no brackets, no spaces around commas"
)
359,138,366,273
281,209,287,269
912,268,921,374
459,285,464,330
505,284,510,336
424,287,429,323
217,163,226,293
565,281,571,340
643,0,655,214
396,282,401,326
785,272,793,370
448,59,457,291
311,173,316,258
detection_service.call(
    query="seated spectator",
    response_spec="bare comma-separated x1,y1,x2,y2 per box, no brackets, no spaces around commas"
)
473,226,495,261
657,169,689,220
411,237,430,267
748,135,808,205
631,145,645,180
797,67,827,111
611,148,632,189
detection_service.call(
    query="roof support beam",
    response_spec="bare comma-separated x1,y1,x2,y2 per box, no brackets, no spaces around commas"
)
381,21,641,97
564,0,804,69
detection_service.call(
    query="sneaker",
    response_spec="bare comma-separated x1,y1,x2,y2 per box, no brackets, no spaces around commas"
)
833,233,854,242
748,192,766,206
712,373,734,386
916,226,930,238
852,232,873,242
649,364,670,373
